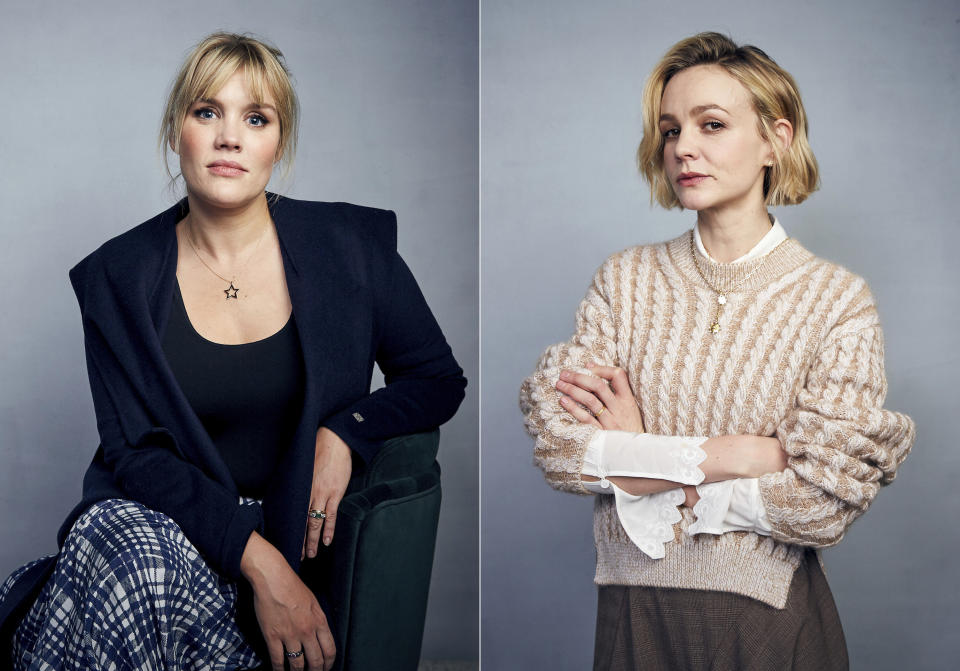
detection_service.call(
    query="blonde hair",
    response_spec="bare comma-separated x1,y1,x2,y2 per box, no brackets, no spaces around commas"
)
638,32,819,209
159,32,300,182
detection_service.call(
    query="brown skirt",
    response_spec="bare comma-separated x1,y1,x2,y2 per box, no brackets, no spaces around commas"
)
593,549,848,671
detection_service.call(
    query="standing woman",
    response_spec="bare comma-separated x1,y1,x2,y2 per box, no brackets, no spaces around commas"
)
0,33,465,670
520,33,914,670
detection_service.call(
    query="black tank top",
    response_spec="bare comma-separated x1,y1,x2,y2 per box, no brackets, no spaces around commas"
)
161,281,305,499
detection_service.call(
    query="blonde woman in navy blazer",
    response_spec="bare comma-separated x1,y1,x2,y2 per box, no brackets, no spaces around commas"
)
0,33,465,671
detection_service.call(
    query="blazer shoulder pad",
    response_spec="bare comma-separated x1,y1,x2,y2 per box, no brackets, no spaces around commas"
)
68,202,181,308
272,196,397,253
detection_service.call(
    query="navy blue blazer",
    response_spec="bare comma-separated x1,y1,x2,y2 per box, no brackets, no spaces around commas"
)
0,195,466,654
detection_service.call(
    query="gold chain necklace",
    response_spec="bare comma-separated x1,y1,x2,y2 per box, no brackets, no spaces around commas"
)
689,230,781,334
185,218,270,300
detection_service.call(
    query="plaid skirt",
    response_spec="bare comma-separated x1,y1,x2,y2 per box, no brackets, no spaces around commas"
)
0,498,264,670
593,548,848,671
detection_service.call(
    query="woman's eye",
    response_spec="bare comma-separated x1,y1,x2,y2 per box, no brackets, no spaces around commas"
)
662,128,679,139
247,114,268,127
704,121,724,131
193,107,217,120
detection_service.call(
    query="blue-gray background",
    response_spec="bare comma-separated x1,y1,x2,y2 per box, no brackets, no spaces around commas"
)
482,0,958,669
0,0,477,662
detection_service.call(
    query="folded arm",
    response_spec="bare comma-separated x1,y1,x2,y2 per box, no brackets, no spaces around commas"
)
758,325,915,547
322,247,466,464
519,262,620,495
82,321,264,581
557,363,788,494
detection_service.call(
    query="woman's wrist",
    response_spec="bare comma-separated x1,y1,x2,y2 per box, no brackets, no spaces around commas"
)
751,435,788,475
700,436,749,480
700,435,785,480
241,531,285,589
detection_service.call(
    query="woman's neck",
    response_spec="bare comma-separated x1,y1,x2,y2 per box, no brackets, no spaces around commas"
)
696,203,772,263
181,192,273,263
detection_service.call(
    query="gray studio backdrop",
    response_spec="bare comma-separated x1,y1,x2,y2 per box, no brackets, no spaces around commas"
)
0,0,477,663
482,0,957,669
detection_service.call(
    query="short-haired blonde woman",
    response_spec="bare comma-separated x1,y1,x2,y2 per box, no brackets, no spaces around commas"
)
520,32,914,670
0,33,465,671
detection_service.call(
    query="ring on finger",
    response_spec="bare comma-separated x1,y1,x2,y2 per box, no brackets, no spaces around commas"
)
595,406,606,418
285,648,305,658
308,509,327,519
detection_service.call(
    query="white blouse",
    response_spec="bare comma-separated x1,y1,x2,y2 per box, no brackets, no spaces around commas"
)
580,219,787,559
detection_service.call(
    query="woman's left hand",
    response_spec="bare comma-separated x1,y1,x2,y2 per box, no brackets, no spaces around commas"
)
555,363,644,433
302,427,353,560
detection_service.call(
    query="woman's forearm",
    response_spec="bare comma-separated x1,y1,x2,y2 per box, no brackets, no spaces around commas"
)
581,434,787,496
700,435,787,480
581,473,682,495
240,530,285,589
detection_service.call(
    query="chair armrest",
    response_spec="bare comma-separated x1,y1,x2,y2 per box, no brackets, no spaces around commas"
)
357,429,440,489
304,462,442,671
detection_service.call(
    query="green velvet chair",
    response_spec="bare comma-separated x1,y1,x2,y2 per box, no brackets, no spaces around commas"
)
299,430,443,671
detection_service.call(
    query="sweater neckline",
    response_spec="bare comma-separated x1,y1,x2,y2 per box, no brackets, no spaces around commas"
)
667,230,814,293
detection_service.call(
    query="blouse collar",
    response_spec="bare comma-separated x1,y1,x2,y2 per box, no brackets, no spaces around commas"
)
694,216,787,264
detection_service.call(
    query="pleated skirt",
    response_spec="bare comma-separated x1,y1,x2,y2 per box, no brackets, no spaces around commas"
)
593,549,849,671
0,498,264,670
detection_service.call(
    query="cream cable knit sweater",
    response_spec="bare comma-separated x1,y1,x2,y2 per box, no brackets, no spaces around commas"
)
520,231,915,608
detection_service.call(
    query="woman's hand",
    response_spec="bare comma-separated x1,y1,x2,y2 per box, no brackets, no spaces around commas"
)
242,532,336,670
302,428,352,560
555,363,644,433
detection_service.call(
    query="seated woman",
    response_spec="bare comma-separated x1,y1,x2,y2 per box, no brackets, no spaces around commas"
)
0,32,465,671
520,32,914,670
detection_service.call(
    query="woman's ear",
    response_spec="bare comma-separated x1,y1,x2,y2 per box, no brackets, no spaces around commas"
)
769,118,794,160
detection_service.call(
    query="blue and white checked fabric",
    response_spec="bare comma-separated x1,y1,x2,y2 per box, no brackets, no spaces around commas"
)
0,497,264,670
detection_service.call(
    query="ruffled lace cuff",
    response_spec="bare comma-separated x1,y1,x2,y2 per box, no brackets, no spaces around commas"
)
613,486,685,559
581,431,708,558
582,431,707,485
688,478,772,536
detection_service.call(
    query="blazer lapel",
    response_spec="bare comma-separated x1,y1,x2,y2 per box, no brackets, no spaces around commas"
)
259,197,345,569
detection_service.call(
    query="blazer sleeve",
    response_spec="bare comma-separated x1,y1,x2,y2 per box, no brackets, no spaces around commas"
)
322,239,467,464
519,256,621,495
72,260,265,582
758,292,915,547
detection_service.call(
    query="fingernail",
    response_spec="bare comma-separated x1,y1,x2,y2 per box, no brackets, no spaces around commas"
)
323,537,331,546
308,549,315,558
559,371,570,380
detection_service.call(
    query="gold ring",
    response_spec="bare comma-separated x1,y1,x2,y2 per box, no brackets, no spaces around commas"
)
308,509,327,519
595,406,606,417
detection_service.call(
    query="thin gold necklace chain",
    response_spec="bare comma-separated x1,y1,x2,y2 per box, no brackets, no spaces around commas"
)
185,217,270,300
688,230,782,334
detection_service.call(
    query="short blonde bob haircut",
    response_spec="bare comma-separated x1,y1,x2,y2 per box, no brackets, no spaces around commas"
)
160,32,300,181
638,32,819,209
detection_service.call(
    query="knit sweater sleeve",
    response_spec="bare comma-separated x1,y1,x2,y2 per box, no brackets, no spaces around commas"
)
758,292,915,547
519,258,622,495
